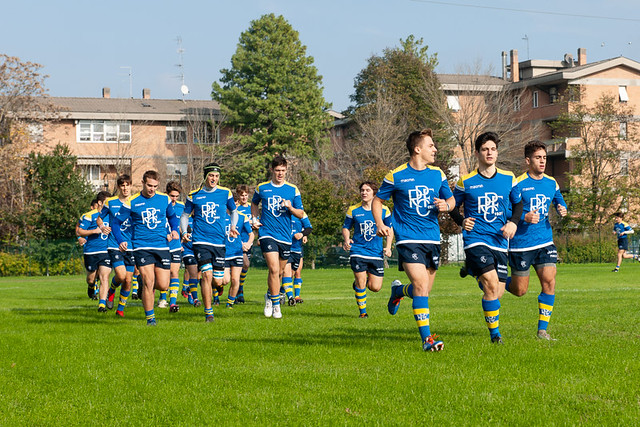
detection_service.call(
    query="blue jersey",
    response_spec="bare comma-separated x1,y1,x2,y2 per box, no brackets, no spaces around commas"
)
454,168,522,252
237,203,253,243
377,163,453,245
184,186,237,248
614,221,633,241
291,215,312,255
78,209,109,255
225,212,253,259
510,173,567,251
99,196,132,250
182,216,194,257
168,201,185,252
343,203,392,260
252,181,304,244
113,192,178,251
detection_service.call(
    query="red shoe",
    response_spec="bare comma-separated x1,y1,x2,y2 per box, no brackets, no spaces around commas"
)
115,310,125,318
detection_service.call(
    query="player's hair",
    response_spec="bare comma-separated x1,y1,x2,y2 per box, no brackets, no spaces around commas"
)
166,181,182,194
90,198,99,208
142,170,159,183
203,162,221,179
116,174,132,186
96,190,111,202
271,156,287,169
235,184,250,199
614,212,625,219
524,140,547,158
475,131,500,152
359,180,378,195
406,129,433,156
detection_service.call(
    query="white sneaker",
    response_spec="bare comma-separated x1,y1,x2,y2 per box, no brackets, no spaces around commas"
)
272,304,282,319
391,279,402,287
263,293,273,317
157,299,169,308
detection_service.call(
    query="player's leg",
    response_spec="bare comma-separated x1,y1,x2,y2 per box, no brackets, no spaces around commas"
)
226,264,242,308
115,264,134,317
404,262,442,351
168,255,181,312
535,265,557,340
97,262,111,312
238,251,250,303
281,261,295,305
185,263,200,306
131,268,140,299
85,267,97,300
478,268,505,343
137,263,157,325
352,269,368,318
107,264,126,309
293,257,303,303
263,250,281,318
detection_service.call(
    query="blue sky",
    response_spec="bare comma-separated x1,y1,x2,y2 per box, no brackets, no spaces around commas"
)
3,0,640,112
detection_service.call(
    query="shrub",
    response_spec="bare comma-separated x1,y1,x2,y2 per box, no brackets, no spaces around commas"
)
556,234,617,263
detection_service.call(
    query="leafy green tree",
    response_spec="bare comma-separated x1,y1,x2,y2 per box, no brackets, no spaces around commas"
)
212,14,331,184
24,144,93,240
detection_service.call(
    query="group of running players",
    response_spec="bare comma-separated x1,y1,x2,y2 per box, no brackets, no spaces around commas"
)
78,130,567,352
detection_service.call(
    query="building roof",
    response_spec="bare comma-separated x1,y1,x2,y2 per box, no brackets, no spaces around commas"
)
49,97,221,121
437,73,508,92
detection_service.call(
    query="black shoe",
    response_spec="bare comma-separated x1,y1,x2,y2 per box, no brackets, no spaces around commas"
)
459,267,468,278
87,284,95,299
169,304,180,313
491,335,504,344
131,292,139,300
358,313,368,318
288,297,297,306
236,294,245,304
98,306,107,313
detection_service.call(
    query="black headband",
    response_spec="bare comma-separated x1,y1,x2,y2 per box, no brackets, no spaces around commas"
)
203,164,221,178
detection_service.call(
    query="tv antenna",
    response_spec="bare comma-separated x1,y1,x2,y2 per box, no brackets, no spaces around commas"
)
120,66,132,98
176,36,189,99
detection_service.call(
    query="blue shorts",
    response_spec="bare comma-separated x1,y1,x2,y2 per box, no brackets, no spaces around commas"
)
509,244,557,276
193,244,225,270
618,238,629,251
182,254,197,266
350,256,384,277
397,243,440,271
464,246,508,283
260,237,291,260
288,252,302,271
84,252,111,272
108,249,135,270
133,249,171,270
170,249,182,264
225,256,244,268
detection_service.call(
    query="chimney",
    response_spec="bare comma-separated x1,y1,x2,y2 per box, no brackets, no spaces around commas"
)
142,88,151,99
501,51,508,80
102,87,111,98
510,49,519,83
577,48,587,66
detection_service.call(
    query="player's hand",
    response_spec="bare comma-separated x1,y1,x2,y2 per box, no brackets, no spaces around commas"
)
78,237,86,246
294,232,303,240
229,226,239,238
170,230,180,241
557,205,567,217
251,218,262,230
181,233,192,243
302,236,308,244
119,242,128,252
281,199,292,209
501,221,517,239
242,242,252,252
377,224,391,237
462,217,476,231
99,225,111,235
524,209,540,224
342,239,353,251
383,247,392,257
434,197,449,212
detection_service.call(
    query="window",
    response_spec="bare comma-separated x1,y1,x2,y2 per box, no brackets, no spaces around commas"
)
532,91,539,108
82,165,101,182
167,163,188,183
193,122,219,145
620,154,629,176
166,125,187,144
446,95,461,111
77,120,131,143
549,87,558,103
619,86,629,102
620,122,628,140
513,95,521,111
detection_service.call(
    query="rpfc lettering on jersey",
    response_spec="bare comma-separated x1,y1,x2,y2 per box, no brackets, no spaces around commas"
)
408,185,434,217
226,223,236,243
478,192,503,223
360,220,376,242
530,194,550,217
202,202,219,224
268,195,285,217
142,208,161,229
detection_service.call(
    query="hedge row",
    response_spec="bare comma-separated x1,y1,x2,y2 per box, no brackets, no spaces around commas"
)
0,252,84,276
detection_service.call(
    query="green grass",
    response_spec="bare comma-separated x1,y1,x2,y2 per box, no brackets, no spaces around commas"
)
1,264,639,425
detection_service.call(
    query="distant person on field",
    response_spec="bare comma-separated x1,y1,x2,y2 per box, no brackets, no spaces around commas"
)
342,181,392,318
235,184,254,304
506,140,567,341
612,212,637,272
283,213,312,305
373,129,454,352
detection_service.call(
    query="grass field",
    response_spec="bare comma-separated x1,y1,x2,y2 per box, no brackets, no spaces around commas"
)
1,263,639,425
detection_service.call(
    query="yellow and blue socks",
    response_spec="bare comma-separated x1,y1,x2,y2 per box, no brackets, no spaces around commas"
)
169,278,180,306
116,289,130,316
538,293,555,331
354,286,367,316
204,307,214,320
294,278,302,298
392,283,413,298
282,277,294,300
159,290,167,303
132,275,139,296
482,298,501,338
145,309,156,325
226,295,236,308
240,267,248,287
412,296,431,342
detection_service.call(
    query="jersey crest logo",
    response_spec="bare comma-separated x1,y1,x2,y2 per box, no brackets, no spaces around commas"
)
100,222,109,240
360,220,376,242
408,185,435,217
478,192,503,223
202,202,219,224
267,196,285,217
226,223,236,243
120,218,131,232
142,208,161,229
530,194,550,217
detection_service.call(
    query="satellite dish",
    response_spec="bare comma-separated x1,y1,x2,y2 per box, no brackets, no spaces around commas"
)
180,85,189,95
